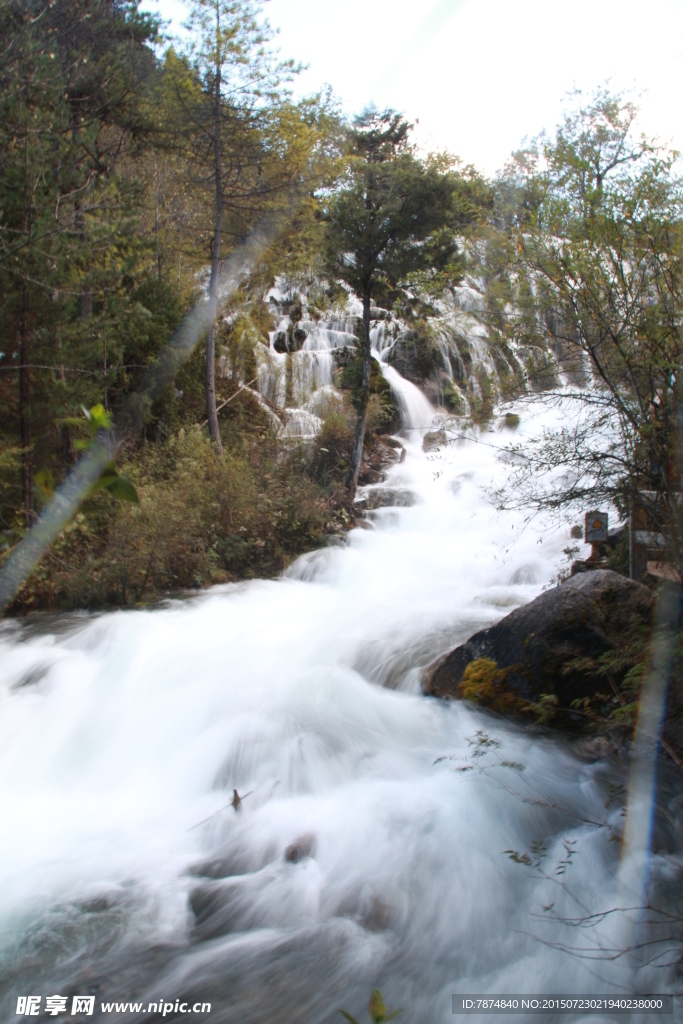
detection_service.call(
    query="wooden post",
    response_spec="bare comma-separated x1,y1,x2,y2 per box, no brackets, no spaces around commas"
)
585,510,608,563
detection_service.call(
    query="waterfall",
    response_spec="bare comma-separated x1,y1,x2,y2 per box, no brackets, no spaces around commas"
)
371,326,437,431
377,362,437,431
256,315,357,419
0,395,675,1023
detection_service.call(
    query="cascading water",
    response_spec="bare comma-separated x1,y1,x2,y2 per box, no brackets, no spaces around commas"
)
255,307,357,435
370,324,437,431
0,340,680,1019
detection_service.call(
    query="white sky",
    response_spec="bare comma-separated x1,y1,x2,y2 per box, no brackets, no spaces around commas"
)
144,0,683,175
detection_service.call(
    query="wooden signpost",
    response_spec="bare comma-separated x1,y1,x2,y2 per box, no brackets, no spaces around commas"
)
585,510,608,563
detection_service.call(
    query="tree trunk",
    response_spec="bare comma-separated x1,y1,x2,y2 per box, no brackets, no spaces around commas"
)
19,283,32,528
206,3,223,452
345,287,372,492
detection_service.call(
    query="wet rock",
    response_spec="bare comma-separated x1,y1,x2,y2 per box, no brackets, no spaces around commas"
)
189,842,277,880
423,429,446,452
562,570,652,635
359,896,392,932
290,326,308,350
424,586,611,708
190,881,230,926
357,436,402,487
77,895,117,914
423,572,653,714
12,664,51,689
273,331,288,354
189,879,242,941
335,352,400,431
385,327,443,384
357,488,418,510
284,833,316,863
377,434,404,450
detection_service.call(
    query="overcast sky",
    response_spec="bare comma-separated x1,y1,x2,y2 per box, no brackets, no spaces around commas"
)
144,0,683,175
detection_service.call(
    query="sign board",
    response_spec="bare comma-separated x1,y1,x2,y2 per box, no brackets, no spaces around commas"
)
585,511,608,543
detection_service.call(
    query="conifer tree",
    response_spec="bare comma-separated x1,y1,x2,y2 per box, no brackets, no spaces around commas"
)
323,109,458,491
172,0,298,450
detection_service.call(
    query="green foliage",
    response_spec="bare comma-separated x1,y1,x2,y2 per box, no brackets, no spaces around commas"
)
223,315,261,383
0,0,350,610
55,404,139,504
529,692,559,725
605,528,631,577
340,356,395,419
311,410,354,485
493,89,683,574
323,109,461,301
8,417,354,612
564,621,652,733
468,369,495,425
87,464,139,504
321,108,467,487
443,382,466,415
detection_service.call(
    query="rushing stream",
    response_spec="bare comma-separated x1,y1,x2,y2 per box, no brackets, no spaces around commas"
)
0,371,680,1022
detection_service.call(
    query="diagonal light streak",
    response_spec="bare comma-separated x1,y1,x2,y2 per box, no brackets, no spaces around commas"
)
0,208,293,613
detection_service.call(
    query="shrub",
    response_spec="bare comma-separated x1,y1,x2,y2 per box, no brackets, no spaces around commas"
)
7,425,354,613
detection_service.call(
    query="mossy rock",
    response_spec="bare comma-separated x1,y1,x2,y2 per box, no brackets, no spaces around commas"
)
336,353,399,425
385,325,444,384
423,573,655,733
458,658,527,715
443,382,466,415
423,429,446,452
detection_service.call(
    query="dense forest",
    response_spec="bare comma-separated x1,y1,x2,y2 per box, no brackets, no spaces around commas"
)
1,0,682,614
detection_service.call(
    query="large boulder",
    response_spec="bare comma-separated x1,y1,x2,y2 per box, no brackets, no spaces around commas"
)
562,569,652,634
423,571,653,715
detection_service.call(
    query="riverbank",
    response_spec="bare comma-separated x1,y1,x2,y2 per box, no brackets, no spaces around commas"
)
2,391,404,616
423,567,683,765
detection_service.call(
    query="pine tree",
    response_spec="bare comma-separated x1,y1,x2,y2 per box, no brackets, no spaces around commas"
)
323,109,459,491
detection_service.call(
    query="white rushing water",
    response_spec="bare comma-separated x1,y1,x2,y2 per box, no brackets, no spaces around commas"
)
0,394,678,1023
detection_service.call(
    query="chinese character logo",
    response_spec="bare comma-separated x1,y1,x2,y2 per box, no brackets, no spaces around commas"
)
45,997,68,1017
16,997,41,1016
71,997,95,1016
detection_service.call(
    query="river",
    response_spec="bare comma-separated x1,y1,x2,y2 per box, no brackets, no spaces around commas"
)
0,383,678,1023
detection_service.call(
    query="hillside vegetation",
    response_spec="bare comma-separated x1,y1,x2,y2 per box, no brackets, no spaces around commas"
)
2,0,682,611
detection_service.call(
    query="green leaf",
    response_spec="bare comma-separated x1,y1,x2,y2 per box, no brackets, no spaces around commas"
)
369,990,401,1023
34,468,54,501
369,990,387,1023
86,403,113,432
86,463,138,503
337,1012,359,1024
103,474,139,503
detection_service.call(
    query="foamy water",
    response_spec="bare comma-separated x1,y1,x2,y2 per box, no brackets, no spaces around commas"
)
0,398,677,1023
